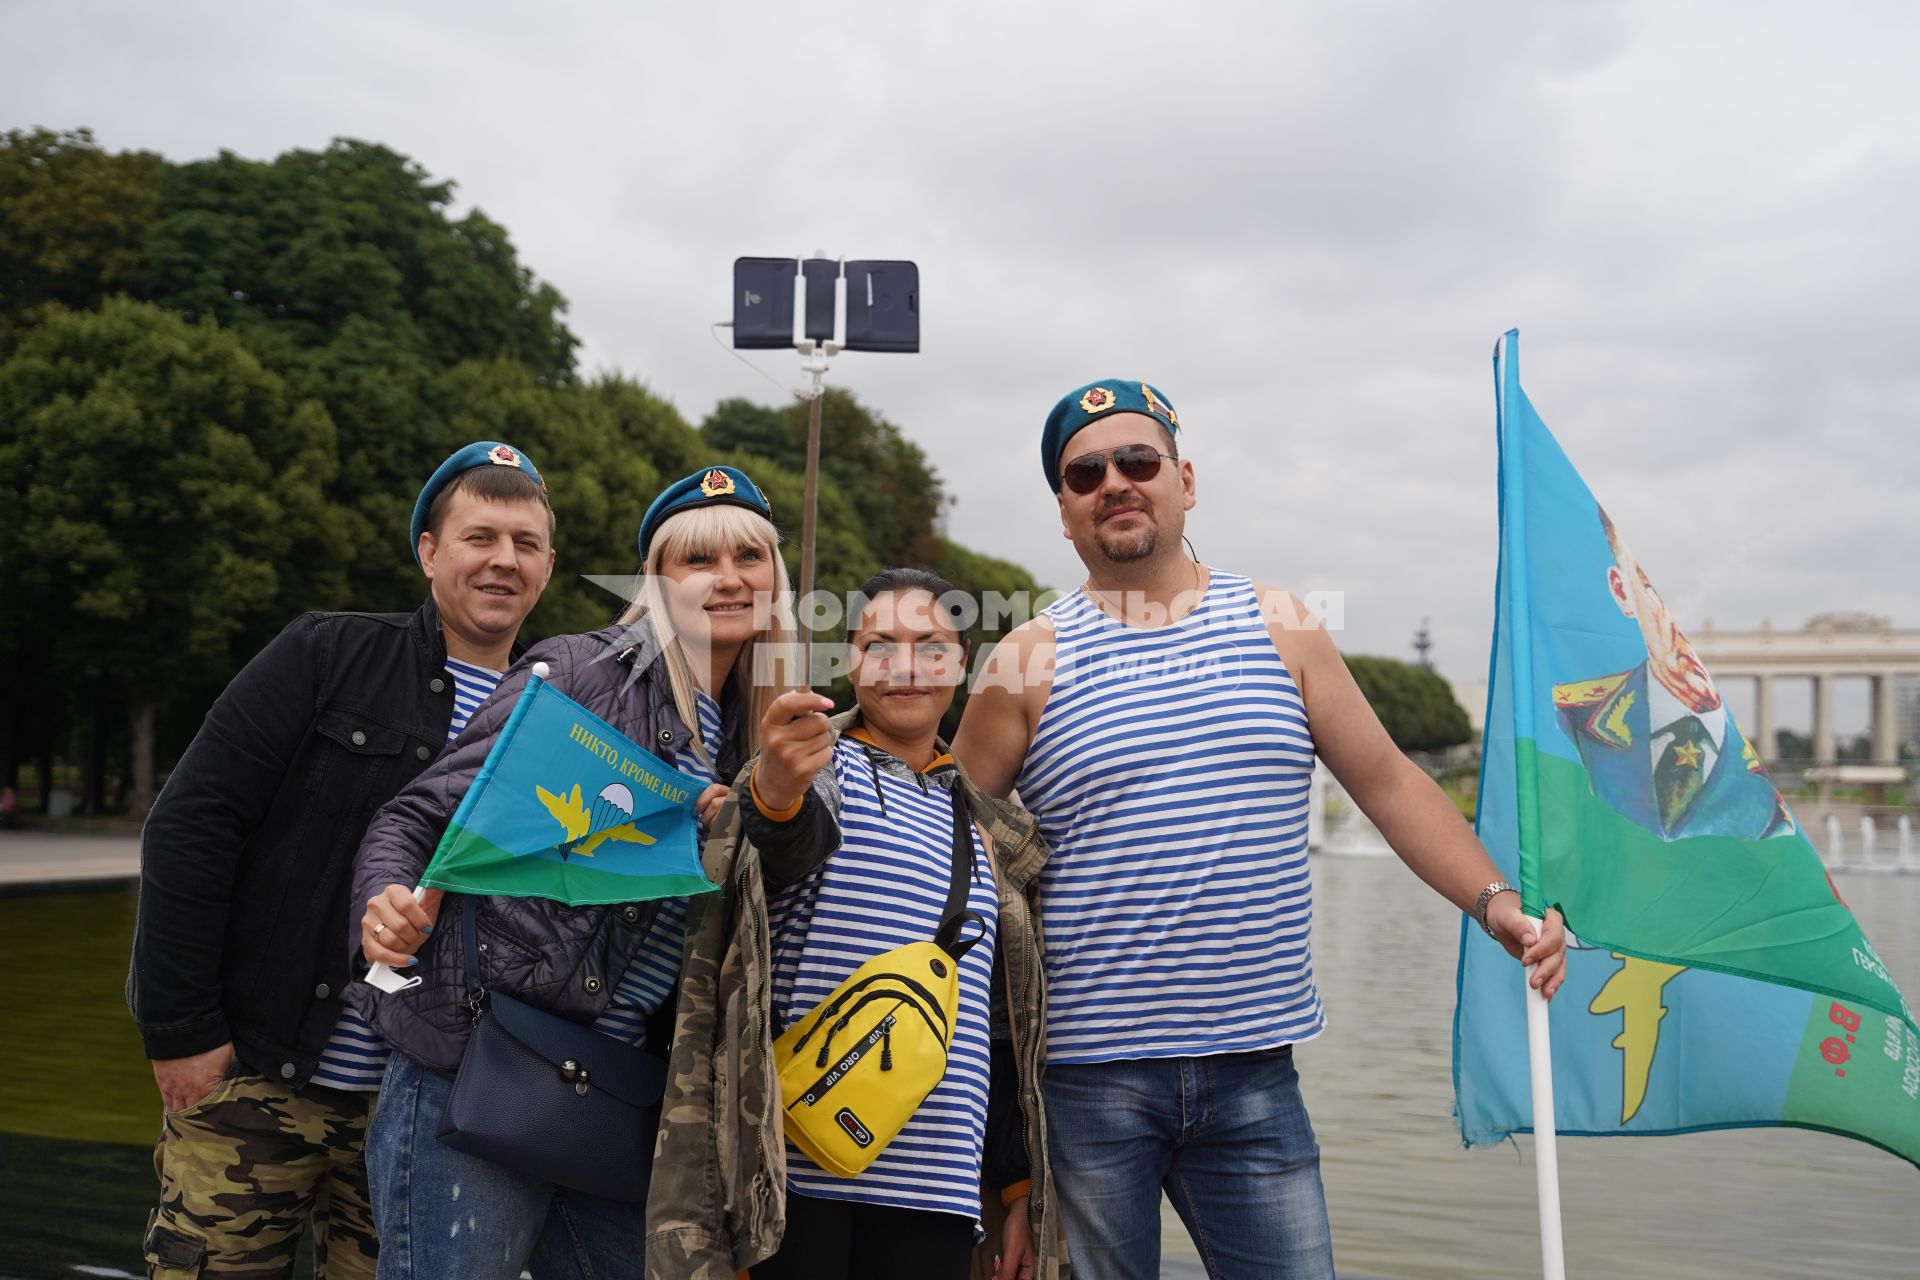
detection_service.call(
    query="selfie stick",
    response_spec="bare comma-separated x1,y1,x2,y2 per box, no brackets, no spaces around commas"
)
792,251,846,691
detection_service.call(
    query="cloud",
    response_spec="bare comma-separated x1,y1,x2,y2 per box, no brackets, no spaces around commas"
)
4,0,1915,733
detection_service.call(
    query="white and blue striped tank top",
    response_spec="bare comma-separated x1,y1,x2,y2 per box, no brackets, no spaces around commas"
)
590,688,718,1044
1014,570,1322,1065
312,656,502,1090
767,734,998,1226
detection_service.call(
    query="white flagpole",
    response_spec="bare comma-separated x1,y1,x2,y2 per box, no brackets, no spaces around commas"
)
363,883,426,993
1494,332,1565,1276
1523,914,1566,1280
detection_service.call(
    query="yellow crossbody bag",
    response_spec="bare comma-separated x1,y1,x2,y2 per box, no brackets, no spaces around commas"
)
772,787,986,1178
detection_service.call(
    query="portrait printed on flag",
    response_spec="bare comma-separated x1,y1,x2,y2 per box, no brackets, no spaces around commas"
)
1551,505,1795,843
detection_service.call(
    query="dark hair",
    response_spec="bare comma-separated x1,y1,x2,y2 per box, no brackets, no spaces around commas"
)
427,466,555,542
848,567,970,648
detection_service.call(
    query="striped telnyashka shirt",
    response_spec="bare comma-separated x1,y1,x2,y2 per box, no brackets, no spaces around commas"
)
767,736,999,1227
589,688,718,1044
1014,570,1323,1066
311,656,502,1090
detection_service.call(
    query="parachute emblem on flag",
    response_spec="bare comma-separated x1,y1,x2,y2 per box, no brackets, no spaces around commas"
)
535,780,656,859
411,668,717,906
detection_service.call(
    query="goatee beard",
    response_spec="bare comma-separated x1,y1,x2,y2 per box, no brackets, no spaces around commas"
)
1097,527,1157,563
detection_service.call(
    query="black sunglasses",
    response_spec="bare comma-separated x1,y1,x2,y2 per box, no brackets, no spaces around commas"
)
1060,444,1176,495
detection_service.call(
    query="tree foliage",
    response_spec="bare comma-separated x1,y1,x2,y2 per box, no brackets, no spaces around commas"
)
0,299,349,810
140,139,577,381
0,130,1048,801
0,298,343,666
1343,655,1473,752
0,128,165,353
702,388,945,570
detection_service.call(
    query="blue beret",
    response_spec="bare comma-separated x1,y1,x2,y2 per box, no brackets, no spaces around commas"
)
410,441,545,565
637,465,774,560
1041,380,1181,492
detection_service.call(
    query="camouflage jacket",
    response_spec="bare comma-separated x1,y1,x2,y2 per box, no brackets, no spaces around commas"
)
645,709,1063,1278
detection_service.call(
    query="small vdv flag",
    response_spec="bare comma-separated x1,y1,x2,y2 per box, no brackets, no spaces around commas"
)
1454,330,1919,1166
417,669,718,905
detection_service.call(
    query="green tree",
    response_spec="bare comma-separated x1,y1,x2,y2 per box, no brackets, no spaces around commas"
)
129,140,586,619
423,362,692,637
0,299,345,814
0,128,165,353
1343,654,1473,752
701,397,796,466
701,388,945,569
586,375,714,480
141,139,577,381
0,131,1054,799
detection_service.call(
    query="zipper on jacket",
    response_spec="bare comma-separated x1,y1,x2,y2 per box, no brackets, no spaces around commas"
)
995,817,1051,1272
733,838,784,1225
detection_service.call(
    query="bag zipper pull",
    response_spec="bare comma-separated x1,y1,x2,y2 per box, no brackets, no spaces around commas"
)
817,1013,850,1068
880,1024,893,1071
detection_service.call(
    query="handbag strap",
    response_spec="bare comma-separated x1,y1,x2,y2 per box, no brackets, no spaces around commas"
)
934,786,987,961
461,896,485,1003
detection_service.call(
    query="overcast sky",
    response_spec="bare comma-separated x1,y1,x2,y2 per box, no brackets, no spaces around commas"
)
6,1,1915,728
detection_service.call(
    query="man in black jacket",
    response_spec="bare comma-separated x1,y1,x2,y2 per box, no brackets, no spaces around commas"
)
129,441,555,1279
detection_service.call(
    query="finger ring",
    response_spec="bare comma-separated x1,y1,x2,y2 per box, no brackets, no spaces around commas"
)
372,923,386,938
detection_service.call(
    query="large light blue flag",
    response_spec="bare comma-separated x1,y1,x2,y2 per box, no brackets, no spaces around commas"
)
1453,330,1919,1165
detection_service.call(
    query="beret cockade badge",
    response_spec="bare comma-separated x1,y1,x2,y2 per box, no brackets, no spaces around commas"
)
1079,387,1115,414
699,468,736,498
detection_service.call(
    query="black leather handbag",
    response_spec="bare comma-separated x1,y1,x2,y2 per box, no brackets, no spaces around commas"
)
435,898,669,1202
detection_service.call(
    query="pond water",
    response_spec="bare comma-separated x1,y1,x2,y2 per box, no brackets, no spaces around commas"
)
1292,856,1920,1280
2,863,1916,1279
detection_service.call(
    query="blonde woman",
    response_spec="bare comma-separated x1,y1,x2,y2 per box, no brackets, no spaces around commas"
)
349,464,795,1280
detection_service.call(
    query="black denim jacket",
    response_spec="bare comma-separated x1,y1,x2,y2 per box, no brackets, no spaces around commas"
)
127,597,464,1085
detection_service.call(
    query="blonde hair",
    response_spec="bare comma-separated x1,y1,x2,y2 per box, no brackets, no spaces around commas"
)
617,504,798,763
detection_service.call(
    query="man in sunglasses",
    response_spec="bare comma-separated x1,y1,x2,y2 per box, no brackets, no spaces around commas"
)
954,380,1568,1280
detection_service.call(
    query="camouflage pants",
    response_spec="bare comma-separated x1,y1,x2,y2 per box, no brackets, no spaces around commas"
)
143,1069,378,1279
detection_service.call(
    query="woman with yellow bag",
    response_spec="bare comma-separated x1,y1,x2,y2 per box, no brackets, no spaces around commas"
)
741,568,1059,1280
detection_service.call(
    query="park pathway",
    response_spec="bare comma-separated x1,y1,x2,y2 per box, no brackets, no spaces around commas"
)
0,831,139,891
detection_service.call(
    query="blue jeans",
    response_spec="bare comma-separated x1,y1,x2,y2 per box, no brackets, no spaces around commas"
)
366,1053,650,1280
1042,1047,1334,1280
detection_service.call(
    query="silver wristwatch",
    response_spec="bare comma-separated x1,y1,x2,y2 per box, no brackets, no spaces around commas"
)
1473,880,1516,938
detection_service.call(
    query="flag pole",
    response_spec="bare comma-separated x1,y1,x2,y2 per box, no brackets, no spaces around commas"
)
1523,915,1566,1280
1495,330,1566,1278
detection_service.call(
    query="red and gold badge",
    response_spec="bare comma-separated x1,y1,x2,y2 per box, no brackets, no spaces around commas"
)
1142,385,1178,428
699,468,736,498
487,445,520,467
1079,387,1115,414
